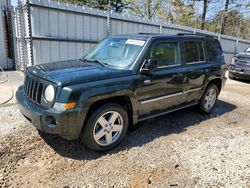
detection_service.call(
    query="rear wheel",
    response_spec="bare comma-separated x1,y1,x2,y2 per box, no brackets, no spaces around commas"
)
199,84,219,113
81,103,129,151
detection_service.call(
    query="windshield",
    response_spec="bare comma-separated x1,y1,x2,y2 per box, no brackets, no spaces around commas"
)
245,47,250,53
84,37,146,68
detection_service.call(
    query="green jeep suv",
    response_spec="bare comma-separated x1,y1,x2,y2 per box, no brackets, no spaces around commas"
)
16,33,227,151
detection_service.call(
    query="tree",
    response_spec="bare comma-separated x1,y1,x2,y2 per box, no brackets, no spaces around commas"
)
124,0,164,19
200,0,208,30
170,0,196,27
58,0,125,12
220,0,230,34
207,10,249,39
57,0,250,39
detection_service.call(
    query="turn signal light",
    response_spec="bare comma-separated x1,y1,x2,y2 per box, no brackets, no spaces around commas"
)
64,102,76,109
53,102,76,111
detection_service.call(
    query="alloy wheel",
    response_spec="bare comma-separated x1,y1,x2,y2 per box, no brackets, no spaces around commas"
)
204,88,217,110
93,111,123,146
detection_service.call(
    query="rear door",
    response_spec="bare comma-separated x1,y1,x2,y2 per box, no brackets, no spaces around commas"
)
182,40,207,102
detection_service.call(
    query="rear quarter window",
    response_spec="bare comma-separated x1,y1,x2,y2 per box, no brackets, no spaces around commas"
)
204,40,223,63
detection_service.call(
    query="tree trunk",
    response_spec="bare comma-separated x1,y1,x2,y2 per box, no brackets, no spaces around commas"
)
147,0,152,19
201,0,208,30
221,0,230,34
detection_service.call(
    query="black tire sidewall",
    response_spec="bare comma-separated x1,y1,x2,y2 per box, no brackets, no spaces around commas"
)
200,84,219,113
81,103,129,151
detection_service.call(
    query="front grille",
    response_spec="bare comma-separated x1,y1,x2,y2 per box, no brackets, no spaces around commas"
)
238,58,250,64
24,74,44,104
236,62,250,69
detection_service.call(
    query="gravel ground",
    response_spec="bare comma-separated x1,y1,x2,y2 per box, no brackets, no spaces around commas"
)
0,75,250,188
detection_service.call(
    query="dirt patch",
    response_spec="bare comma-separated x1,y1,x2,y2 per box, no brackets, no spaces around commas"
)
0,77,250,187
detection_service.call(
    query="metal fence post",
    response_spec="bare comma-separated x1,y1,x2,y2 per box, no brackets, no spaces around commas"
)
15,0,25,70
107,1,111,36
15,0,33,70
26,0,33,66
107,13,111,36
235,39,239,54
159,19,162,33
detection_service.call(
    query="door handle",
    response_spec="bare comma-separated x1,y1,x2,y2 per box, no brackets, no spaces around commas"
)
173,73,183,78
144,79,151,84
203,69,209,73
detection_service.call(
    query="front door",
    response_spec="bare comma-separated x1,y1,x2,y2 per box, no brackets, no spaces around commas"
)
136,40,186,117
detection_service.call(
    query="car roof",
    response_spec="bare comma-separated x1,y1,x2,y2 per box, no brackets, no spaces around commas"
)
111,33,217,41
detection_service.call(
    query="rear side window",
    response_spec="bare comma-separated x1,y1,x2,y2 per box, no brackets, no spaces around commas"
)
204,40,223,62
184,41,204,63
149,42,178,67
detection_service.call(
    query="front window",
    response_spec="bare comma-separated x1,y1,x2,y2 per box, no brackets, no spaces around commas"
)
245,47,250,53
84,37,146,68
148,42,178,67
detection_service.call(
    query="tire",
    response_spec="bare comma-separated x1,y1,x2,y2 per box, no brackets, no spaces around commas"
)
80,103,129,151
199,84,219,113
229,72,236,80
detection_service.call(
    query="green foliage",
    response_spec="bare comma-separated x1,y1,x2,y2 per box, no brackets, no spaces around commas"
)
58,0,125,12
57,0,250,39
207,10,250,39
124,0,165,19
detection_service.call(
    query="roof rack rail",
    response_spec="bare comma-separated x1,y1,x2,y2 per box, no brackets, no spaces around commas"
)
177,33,214,38
138,32,160,35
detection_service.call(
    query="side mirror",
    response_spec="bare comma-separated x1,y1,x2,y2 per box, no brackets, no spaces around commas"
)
141,59,159,74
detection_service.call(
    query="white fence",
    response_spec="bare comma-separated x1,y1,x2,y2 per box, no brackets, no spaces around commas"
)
16,0,250,69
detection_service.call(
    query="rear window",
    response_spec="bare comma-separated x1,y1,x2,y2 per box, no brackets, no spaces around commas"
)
204,40,223,62
184,41,205,63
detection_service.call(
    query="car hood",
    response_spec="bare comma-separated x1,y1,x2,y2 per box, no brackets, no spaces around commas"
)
235,52,250,59
27,60,134,86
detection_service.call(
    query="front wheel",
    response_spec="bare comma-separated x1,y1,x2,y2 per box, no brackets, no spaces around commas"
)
199,84,219,113
81,103,129,151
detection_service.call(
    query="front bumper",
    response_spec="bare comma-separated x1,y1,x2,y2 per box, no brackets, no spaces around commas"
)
229,70,250,80
16,86,84,140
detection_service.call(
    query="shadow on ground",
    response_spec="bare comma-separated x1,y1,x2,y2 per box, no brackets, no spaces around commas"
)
230,77,250,84
40,100,237,160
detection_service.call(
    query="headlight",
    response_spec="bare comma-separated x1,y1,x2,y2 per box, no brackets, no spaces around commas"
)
231,57,238,65
44,84,55,103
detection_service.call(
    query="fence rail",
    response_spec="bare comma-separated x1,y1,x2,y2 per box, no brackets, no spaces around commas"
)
15,0,250,69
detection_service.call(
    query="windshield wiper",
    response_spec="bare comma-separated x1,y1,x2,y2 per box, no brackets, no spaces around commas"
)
82,59,107,67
